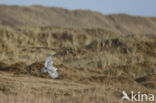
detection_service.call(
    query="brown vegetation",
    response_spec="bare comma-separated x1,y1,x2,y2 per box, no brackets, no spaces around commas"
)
0,4,156,35
0,26,155,102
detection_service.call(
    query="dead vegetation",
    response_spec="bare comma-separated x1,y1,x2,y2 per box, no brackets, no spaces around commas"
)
0,26,156,103
1,5,156,35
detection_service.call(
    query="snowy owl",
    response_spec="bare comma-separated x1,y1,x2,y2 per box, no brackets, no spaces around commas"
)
41,56,58,79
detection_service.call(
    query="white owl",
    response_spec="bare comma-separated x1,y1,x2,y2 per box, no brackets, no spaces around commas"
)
41,56,58,79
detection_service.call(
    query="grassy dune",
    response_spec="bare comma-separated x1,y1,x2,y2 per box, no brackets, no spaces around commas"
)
0,26,156,102
1,4,156,35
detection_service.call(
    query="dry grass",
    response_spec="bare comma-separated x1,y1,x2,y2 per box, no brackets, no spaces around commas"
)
1,5,156,35
0,72,155,103
0,26,156,103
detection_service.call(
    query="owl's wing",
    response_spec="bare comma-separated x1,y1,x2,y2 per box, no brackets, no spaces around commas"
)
45,56,53,67
47,67,58,79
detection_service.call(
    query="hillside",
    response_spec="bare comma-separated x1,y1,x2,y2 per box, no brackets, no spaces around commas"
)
0,4,156,35
0,4,156,103
0,26,156,103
